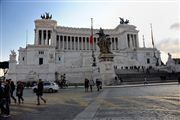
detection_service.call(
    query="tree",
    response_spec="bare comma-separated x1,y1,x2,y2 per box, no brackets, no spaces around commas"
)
0,61,9,80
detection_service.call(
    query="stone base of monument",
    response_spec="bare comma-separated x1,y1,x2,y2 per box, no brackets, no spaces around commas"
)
98,53,115,86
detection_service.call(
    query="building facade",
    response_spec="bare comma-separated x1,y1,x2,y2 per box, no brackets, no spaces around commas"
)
7,15,161,83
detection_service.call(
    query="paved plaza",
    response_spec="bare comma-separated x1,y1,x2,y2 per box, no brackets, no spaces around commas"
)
1,83,180,120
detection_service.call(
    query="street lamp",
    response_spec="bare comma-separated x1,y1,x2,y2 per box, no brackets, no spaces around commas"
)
92,50,96,67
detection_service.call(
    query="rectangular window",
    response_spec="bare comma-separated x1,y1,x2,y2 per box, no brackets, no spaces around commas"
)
39,58,43,65
39,51,44,54
147,58,150,64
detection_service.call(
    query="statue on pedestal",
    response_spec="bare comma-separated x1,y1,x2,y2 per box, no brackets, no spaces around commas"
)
96,28,112,54
96,28,115,86
10,50,17,62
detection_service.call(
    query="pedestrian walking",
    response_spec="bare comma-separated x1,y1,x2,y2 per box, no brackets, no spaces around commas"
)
89,79,94,92
10,80,16,103
84,78,89,92
16,81,24,104
36,79,46,105
96,79,101,91
0,81,6,117
3,80,11,117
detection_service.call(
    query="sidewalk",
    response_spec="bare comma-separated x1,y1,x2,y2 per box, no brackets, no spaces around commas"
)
67,81,179,89
104,82,179,88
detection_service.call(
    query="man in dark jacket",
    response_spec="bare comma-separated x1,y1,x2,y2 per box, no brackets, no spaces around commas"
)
3,80,11,117
84,78,89,92
16,81,24,104
36,79,46,105
0,81,6,116
10,80,16,103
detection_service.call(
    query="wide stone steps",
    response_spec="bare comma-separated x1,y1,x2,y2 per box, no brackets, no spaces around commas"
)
116,72,179,84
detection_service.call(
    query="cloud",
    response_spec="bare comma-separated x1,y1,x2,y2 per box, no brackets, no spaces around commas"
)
170,23,180,30
157,38,180,58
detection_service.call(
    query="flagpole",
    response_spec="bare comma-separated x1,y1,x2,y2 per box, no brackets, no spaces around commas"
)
91,18,93,50
26,30,28,64
150,24,159,66
91,18,96,67
150,23,154,49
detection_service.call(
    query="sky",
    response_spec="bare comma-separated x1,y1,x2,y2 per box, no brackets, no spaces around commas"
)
0,0,180,75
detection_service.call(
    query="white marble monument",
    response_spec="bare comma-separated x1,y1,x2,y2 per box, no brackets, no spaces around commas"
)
6,13,161,83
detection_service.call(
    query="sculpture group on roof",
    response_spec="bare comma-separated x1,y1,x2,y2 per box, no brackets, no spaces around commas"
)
41,12,52,19
119,17,129,24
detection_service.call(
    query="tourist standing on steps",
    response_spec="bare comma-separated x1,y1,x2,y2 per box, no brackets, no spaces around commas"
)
10,80,16,103
89,79,94,92
84,78,89,92
36,79,46,105
16,81,24,104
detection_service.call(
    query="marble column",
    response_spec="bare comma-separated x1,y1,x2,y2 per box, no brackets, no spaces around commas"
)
78,37,79,50
62,35,64,50
34,29,38,45
59,35,61,49
84,37,87,50
110,38,113,51
73,37,76,50
46,30,48,45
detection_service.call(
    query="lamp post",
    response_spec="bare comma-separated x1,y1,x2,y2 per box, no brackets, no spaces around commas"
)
92,50,96,67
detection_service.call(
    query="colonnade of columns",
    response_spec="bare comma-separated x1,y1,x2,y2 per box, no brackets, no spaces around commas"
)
36,29,52,45
127,34,137,48
56,35,119,51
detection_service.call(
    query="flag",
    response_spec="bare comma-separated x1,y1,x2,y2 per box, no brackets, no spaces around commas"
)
90,35,93,44
90,18,93,45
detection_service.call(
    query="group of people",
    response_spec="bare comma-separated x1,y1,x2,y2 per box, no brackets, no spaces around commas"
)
84,78,102,92
55,74,68,88
0,78,46,118
0,79,24,118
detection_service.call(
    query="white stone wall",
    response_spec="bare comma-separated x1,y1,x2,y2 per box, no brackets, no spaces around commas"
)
7,18,162,83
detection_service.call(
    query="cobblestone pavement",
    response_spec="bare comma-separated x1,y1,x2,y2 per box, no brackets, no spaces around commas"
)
1,84,180,120
1,87,100,120
74,84,180,120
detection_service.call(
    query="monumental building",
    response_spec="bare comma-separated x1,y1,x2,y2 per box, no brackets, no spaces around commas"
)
7,13,161,83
